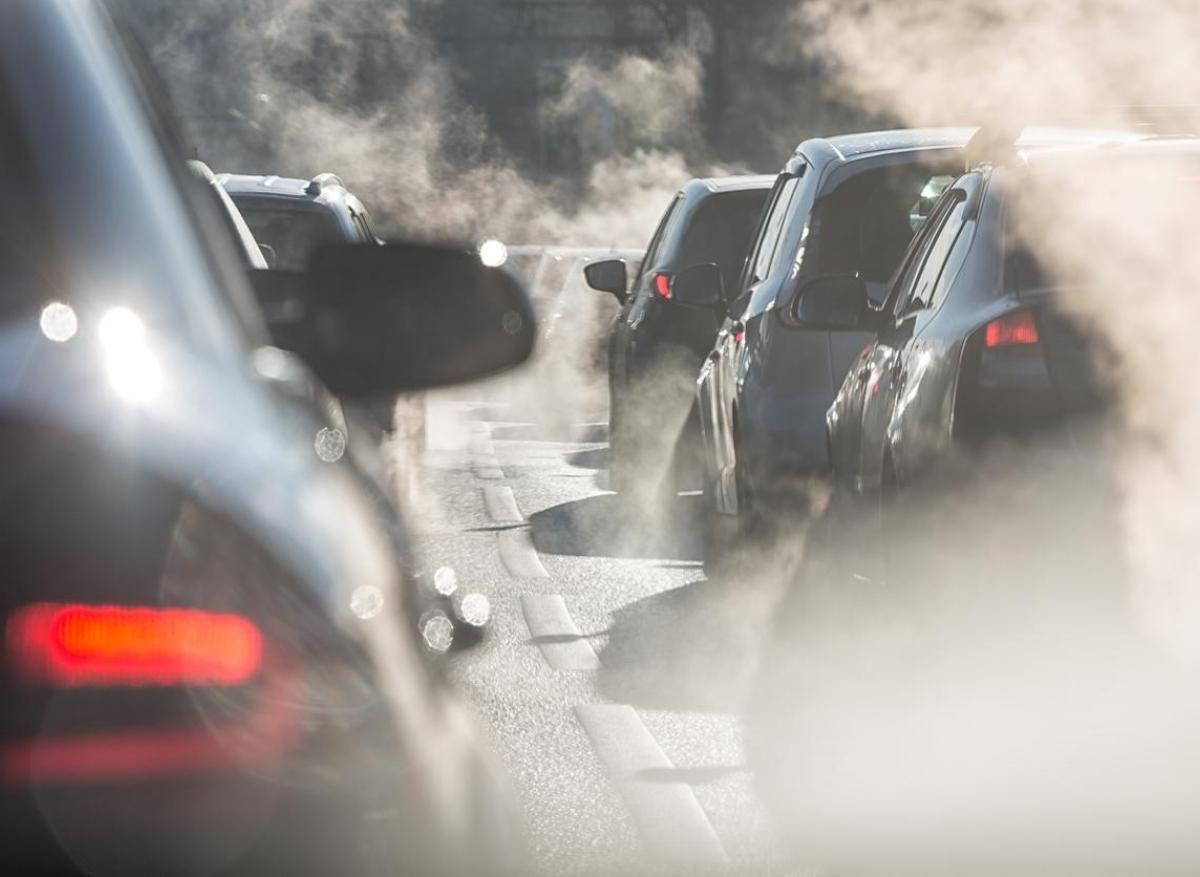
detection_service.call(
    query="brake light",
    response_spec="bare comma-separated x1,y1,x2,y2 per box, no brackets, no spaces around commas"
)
6,604,262,687
984,310,1040,348
653,273,673,300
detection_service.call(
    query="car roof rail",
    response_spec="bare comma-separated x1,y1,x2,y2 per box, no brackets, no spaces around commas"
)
306,172,345,195
962,125,1022,172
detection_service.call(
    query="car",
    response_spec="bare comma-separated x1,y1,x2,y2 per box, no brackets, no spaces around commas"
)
817,128,1165,583
217,172,382,270
694,130,971,553
584,176,773,496
219,171,418,439
0,0,535,873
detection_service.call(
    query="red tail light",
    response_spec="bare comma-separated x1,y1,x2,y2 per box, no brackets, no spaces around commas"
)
653,273,673,300
6,604,262,687
984,310,1040,348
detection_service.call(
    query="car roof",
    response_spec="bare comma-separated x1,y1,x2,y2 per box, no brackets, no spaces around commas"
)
215,172,368,214
794,126,1148,171
794,128,976,167
697,174,776,193
1016,135,1200,167
216,173,319,198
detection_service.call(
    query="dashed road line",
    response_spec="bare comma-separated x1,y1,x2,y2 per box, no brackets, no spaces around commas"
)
482,484,523,524
520,594,600,670
497,529,550,578
575,704,729,865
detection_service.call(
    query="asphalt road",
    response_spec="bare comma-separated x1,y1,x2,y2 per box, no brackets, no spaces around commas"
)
403,379,792,876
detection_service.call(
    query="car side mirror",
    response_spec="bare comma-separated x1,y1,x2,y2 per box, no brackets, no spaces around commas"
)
584,259,628,302
791,274,870,331
671,263,724,309
248,242,536,397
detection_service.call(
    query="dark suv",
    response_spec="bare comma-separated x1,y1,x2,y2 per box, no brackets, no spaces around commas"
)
584,175,773,494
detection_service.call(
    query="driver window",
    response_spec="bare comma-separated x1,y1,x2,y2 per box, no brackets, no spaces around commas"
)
751,176,800,285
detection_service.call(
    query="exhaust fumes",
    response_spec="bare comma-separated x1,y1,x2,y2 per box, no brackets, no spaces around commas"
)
745,1,1200,874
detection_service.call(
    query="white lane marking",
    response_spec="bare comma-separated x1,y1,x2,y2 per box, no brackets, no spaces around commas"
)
520,594,599,670
474,465,506,480
482,485,523,524
497,529,549,578
575,704,729,865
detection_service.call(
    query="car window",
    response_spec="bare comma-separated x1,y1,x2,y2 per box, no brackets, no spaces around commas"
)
749,176,800,286
233,199,345,271
639,194,683,279
924,200,974,311
676,189,771,296
889,189,964,319
804,165,941,287
903,192,967,313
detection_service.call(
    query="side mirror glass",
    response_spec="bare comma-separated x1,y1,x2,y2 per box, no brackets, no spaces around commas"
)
584,259,628,302
791,274,869,331
671,263,724,309
248,242,536,397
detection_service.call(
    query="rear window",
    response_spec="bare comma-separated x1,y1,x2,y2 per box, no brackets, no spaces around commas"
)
232,198,344,271
676,189,770,295
805,164,949,286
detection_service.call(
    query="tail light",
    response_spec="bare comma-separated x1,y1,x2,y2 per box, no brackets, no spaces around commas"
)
984,309,1040,348
955,308,1060,438
6,603,263,687
653,272,673,300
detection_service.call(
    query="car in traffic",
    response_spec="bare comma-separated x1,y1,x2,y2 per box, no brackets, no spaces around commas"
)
218,171,382,269
584,175,773,495
0,1,534,873
693,129,970,552
817,129,1169,582
219,171,418,439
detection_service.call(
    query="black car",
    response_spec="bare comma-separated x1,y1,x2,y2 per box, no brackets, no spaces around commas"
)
584,175,773,495
694,130,970,549
0,1,534,873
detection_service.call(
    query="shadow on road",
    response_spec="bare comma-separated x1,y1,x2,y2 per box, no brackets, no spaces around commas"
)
595,555,794,713
564,447,609,470
528,493,704,560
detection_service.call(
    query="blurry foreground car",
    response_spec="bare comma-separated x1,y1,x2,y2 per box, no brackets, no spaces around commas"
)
0,1,534,874
584,176,772,495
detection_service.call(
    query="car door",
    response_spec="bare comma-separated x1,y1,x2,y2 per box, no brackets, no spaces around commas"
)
613,194,681,425
708,174,802,510
857,186,969,497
